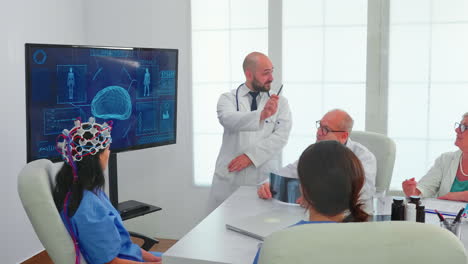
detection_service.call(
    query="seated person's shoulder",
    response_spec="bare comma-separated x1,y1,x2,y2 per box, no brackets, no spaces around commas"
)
81,189,105,202
75,190,110,218
348,140,376,160
439,150,460,158
436,150,461,163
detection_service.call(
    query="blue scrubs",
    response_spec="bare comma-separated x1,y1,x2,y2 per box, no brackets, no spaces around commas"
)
252,220,335,264
61,190,143,264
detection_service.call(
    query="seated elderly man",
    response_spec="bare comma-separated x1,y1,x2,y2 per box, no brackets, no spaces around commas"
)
257,109,377,202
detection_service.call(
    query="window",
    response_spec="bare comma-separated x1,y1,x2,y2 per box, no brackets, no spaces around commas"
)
192,0,468,190
192,0,268,185
387,0,468,188
282,0,368,164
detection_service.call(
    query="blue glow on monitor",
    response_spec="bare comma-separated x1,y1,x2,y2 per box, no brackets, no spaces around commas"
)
26,43,178,162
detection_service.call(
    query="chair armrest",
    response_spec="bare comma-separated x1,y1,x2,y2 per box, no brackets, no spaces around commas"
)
129,231,159,251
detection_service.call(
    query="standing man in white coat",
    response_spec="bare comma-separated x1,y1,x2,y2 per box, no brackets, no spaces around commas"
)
258,109,377,203
207,52,292,212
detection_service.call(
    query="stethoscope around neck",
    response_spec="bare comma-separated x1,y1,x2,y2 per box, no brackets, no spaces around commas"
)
235,83,270,111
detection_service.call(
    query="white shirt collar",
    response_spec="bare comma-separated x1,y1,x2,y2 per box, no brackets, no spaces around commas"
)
239,83,269,98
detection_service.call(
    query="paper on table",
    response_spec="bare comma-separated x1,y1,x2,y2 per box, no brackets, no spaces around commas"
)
422,198,468,217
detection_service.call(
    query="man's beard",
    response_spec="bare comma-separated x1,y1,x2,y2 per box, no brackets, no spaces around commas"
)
251,78,271,92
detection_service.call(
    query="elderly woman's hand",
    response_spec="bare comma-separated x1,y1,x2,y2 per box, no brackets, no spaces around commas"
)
402,178,420,197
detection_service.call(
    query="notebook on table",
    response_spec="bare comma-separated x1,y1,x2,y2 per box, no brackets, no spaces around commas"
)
225,207,306,241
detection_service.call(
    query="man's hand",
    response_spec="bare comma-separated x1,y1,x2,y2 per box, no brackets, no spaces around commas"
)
257,183,272,199
402,178,420,197
438,191,468,202
228,154,253,172
260,95,279,121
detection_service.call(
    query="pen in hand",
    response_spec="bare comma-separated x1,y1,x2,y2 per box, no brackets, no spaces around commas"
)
276,84,283,96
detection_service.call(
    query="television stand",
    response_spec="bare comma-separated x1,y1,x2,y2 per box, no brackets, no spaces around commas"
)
108,153,162,248
118,199,162,221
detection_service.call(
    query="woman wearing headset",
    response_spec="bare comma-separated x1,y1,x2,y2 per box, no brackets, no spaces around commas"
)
53,117,161,264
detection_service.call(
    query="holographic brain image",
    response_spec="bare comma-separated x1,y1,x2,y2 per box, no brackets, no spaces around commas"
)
91,86,132,120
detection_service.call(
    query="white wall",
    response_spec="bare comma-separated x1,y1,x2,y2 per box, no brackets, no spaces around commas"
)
1,1,86,262
1,0,210,262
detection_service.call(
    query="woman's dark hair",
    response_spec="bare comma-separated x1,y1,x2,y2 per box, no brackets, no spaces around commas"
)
297,140,368,222
53,151,105,217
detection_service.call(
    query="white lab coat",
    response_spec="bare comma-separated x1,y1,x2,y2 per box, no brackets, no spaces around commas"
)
207,84,292,211
277,138,377,201
417,150,461,198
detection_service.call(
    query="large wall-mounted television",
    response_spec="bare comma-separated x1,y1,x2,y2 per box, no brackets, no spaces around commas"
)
26,43,178,162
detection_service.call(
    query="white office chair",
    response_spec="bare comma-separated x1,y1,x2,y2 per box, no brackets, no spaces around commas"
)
18,159,159,263
258,221,468,264
18,159,88,264
350,130,396,191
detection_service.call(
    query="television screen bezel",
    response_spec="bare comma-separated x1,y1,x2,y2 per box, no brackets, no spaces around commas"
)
25,43,178,163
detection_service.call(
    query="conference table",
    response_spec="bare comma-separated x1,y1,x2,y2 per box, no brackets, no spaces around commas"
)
162,186,468,264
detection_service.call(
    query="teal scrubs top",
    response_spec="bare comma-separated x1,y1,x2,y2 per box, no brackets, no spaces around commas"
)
450,177,468,193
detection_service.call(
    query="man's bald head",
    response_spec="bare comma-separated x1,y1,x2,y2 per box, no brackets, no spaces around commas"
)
325,109,354,132
316,109,354,144
243,52,269,73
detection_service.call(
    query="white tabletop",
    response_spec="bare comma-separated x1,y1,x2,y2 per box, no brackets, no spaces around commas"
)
163,186,468,264
163,186,306,264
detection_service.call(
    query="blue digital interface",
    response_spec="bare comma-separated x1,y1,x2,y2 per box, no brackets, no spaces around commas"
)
26,44,178,162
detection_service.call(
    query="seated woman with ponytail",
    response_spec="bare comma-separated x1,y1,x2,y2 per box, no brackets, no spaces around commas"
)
53,117,161,264
253,140,368,263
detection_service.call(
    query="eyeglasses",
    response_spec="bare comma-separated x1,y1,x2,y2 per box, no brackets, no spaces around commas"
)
316,120,347,136
455,122,468,133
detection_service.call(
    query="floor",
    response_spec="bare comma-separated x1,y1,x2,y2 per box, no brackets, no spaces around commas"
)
133,237,178,252
21,238,178,264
